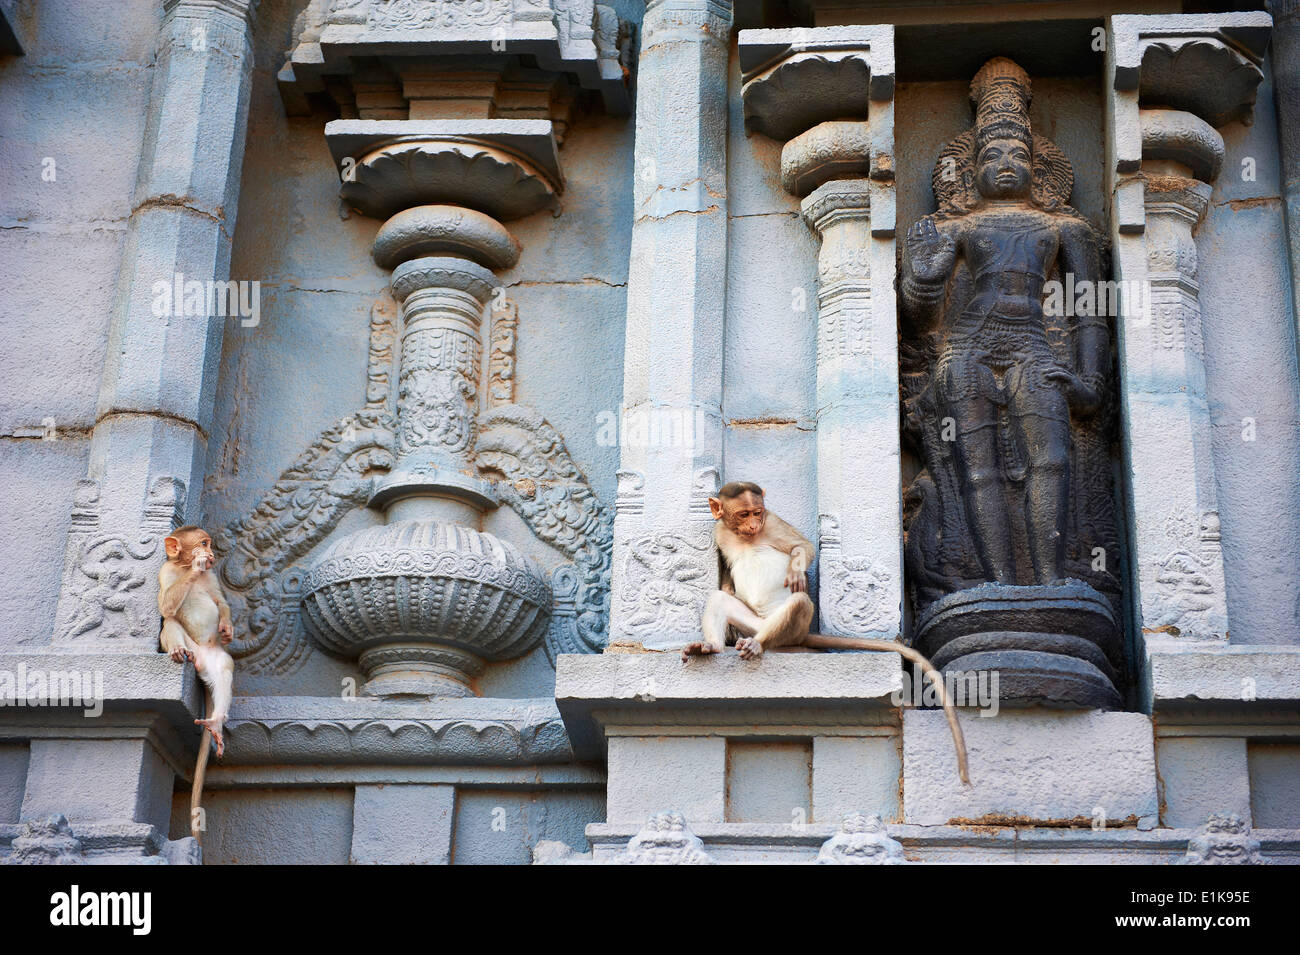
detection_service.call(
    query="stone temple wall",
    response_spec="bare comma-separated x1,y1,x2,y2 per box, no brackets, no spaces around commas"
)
0,0,1298,865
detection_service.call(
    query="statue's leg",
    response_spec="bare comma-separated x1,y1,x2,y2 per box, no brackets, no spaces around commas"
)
951,398,1017,583
684,591,763,660
1018,410,1071,584
1014,359,1072,584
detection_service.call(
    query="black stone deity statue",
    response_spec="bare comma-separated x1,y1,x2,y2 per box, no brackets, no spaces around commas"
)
900,57,1125,709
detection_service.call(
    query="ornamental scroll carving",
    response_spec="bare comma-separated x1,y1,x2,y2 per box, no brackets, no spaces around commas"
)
215,410,397,675
218,294,614,672
475,403,614,661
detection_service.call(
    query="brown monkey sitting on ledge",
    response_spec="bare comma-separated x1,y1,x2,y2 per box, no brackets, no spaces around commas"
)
683,481,970,783
682,481,818,661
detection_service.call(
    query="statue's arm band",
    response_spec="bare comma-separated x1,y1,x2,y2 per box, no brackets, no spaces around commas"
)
902,275,945,304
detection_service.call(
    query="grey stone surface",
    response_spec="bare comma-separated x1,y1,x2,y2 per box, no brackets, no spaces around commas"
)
903,709,1159,829
1247,742,1300,828
0,745,28,824
608,0,732,651
0,0,30,54
350,783,454,864
21,738,174,832
620,810,714,864
454,789,603,864
172,786,355,865
1146,644,1300,707
607,736,724,824
586,819,1300,865
223,695,574,765
816,812,905,864
1108,12,1300,651
1156,737,1252,828
4,0,1300,867
0,814,199,865
1180,812,1264,865
281,0,631,116
812,735,900,824
725,739,811,824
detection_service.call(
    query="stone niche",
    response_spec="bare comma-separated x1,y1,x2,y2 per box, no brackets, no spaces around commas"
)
893,40,1126,711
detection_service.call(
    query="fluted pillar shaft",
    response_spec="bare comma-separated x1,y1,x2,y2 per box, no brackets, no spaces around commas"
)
609,0,733,650
802,180,901,640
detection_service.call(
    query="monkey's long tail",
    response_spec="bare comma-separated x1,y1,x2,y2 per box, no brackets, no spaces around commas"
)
803,634,971,786
190,688,213,847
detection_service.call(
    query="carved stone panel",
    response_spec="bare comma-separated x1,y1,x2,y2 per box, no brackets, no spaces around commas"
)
899,58,1124,709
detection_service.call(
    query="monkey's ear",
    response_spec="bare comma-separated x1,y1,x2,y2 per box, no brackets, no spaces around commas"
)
164,536,182,560
708,497,724,520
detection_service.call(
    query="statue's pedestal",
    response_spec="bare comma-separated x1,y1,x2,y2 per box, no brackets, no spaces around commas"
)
914,580,1124,710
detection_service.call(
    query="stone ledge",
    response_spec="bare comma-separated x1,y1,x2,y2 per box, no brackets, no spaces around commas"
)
1146,643,1300,710
324,119,562,185
0,650,202,727
222,696,575,766
555,651,904,759
584,821,1300,864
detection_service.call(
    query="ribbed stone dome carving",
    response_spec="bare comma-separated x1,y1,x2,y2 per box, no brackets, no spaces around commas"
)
301,520,551,664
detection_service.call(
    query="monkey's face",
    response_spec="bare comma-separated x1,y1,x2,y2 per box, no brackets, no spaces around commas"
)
165,529,215,571
717,492,766,540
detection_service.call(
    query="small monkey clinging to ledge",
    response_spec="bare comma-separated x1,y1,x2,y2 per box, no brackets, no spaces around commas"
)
158,525,235,843
684,481,970,784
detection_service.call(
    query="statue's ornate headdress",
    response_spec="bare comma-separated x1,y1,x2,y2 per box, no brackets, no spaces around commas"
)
932,56,1074,217
971,57,1033,152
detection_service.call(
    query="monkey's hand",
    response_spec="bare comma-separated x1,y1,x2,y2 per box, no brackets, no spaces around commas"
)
168,645,193,664
218,619,234,644
784,566,807,593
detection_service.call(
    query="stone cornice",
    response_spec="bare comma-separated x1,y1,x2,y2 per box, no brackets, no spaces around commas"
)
220,696,575,765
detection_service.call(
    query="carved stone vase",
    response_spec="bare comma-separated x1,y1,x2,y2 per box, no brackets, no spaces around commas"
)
300,520,551,697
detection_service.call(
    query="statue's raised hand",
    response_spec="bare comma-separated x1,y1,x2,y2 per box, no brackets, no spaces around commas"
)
906,216,957,283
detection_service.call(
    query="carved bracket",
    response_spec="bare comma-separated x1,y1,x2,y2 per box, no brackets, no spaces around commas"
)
475,403,614,663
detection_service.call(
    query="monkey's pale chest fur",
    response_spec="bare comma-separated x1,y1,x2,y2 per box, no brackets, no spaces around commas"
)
725,543,792,618
168,574,222,645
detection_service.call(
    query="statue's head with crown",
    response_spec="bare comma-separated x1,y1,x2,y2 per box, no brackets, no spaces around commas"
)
971,58,1034,201
932,56,1074,217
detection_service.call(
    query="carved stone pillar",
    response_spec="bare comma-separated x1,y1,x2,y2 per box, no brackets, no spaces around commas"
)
738,26,900,641
801,181,900,640
1106,14,1273,649
609,0,733,651
52,0,259,651
263,3,632,688
1132,167,1227,641
300,207,551,698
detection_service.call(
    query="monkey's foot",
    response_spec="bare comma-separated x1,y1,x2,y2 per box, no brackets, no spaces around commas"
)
681,641,722,662
196,718,225,758
735,637,765,660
